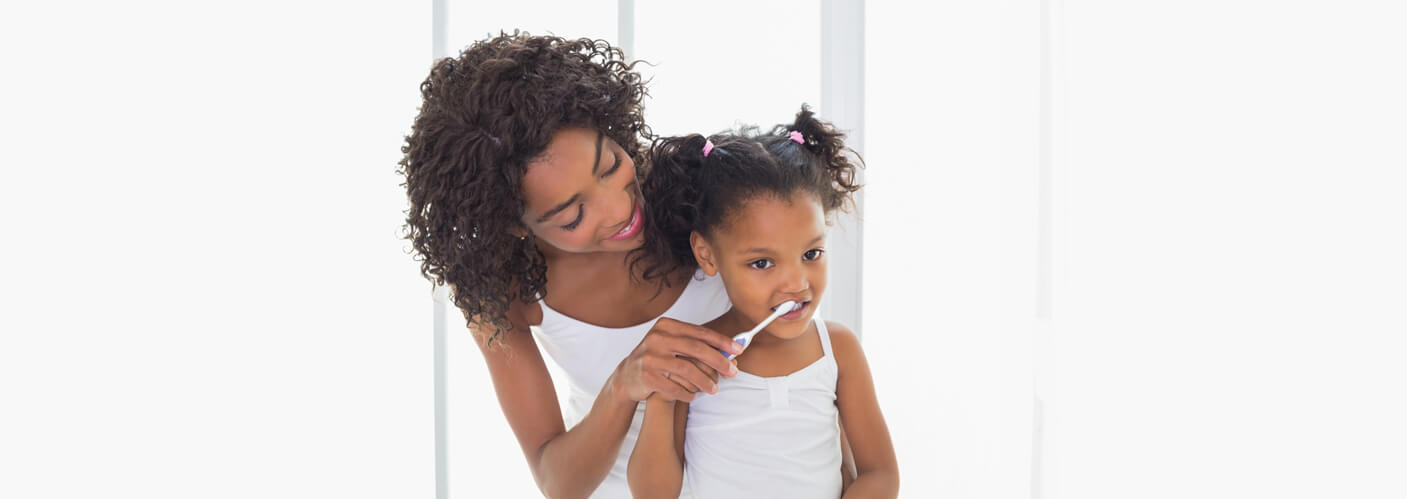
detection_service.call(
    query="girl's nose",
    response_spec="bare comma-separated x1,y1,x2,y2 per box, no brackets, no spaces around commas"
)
779,265,809,294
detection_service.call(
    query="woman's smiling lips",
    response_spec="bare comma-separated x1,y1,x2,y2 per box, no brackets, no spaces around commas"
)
605,201,643,241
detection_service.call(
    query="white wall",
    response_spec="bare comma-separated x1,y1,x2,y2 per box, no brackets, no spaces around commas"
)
1048,1,1407,497
868,1,1407,498
865,1,1041,497
5,2,1403,498
0,1,433,498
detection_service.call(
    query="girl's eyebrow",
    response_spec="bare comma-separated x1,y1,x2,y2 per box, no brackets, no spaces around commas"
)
535,132,605,223
738,235,826,255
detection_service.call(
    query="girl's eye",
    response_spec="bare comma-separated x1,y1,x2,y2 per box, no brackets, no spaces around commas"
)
560,205,584,231
748,259,774,270
804,249,825,261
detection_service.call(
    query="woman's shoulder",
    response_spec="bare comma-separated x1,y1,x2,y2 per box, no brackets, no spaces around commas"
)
668,269,731,321
507,295,544,327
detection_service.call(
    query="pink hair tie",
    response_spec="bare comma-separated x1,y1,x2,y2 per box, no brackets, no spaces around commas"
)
788,131,804,144
702,139,715,157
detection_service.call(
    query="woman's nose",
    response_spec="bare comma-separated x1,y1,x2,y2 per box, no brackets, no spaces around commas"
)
595,183,633,231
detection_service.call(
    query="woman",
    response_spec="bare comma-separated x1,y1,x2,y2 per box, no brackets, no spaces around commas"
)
399,33,742,498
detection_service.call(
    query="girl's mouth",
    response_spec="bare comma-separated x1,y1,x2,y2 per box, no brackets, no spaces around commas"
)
773,300,811,321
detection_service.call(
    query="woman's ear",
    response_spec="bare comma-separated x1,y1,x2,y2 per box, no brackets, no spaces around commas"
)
690,231,719,276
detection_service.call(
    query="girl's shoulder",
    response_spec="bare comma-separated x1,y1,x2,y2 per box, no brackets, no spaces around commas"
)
822,320,867,372
822,319,858,344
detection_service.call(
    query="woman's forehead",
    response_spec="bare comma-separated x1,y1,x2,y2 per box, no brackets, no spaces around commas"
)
521,127,603,218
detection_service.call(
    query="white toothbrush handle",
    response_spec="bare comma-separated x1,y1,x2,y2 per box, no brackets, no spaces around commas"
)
724,301,797,358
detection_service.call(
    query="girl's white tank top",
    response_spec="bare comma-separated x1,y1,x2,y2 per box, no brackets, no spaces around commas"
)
530,269,731,499
682,315,843,499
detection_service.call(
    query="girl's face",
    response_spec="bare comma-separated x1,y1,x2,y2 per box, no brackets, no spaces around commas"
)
519,127,645,254
693,192,829,341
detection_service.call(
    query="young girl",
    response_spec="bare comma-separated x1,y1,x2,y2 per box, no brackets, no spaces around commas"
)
627,107,899,498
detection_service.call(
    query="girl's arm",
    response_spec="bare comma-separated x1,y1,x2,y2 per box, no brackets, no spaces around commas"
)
840,421,858,491
829,320,900,498
626,396,689,498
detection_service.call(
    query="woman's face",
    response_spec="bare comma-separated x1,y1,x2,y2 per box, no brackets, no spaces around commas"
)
519,127,646,254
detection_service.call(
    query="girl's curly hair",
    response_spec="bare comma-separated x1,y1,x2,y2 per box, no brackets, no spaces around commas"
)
632,105,863,282
399,32,650,346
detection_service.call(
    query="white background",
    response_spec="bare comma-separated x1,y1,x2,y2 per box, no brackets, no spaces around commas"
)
3,1,1405,498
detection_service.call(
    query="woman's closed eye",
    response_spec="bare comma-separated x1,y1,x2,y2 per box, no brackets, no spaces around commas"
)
560,205,584,231
560,153,621,232
602,152,621,177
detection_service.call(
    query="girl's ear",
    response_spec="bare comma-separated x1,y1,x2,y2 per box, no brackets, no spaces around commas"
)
690,231,719,276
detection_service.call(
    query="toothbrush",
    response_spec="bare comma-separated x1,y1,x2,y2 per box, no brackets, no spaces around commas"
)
723,300,799,359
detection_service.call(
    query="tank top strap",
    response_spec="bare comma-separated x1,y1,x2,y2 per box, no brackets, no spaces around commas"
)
813,315,834,359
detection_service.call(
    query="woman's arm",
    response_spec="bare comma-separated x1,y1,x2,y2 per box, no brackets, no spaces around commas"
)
626,397,689,498
479,301,741,499
828,321,900,499
476,301,633,499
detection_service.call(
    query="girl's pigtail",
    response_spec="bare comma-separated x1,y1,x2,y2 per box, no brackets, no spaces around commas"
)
784,105,863,212
630,134,712,284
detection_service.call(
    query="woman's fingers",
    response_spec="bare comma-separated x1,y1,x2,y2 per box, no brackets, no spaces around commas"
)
666,334,738,380
642,352,710,396
653,319,741,378
656,318,743,355
686,357,722,385
660,356,716,395
652,371,696,402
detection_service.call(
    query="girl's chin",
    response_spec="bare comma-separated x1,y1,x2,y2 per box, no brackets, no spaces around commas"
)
759,316,814,341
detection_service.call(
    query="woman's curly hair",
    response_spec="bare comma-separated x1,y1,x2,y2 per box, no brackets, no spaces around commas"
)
632,105,863,282
399,32,650,347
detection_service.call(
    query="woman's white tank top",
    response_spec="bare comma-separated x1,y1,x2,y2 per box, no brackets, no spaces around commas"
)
682,315,843,499
530,269,731,499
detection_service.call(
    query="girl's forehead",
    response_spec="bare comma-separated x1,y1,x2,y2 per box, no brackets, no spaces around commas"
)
716,194,827,249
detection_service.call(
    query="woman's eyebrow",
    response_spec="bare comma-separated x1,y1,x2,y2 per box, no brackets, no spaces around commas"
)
536,132,606,223
537,194,579,223
590,130,604,174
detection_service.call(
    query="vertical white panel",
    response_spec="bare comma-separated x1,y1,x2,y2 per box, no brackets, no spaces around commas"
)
617,0,634,58
820,0,866,336
431,3,451,498
868,1,1040,496
1050,2,1407,498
